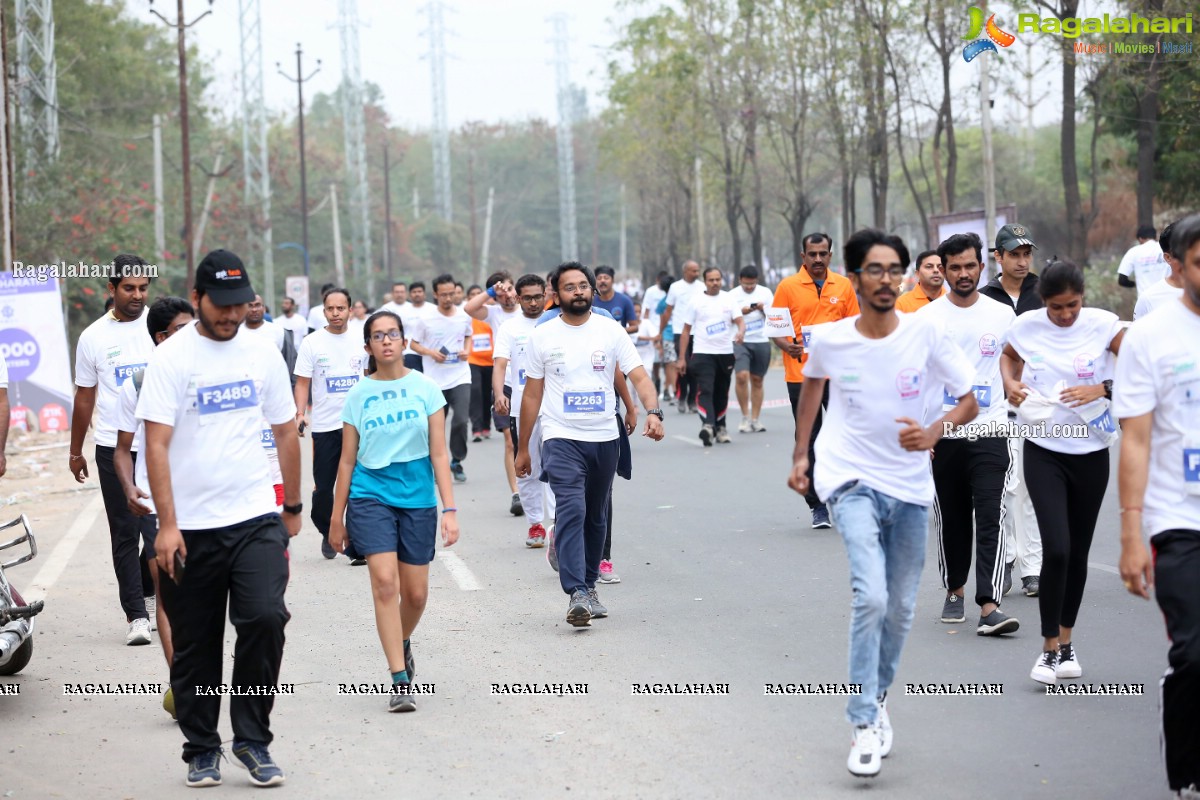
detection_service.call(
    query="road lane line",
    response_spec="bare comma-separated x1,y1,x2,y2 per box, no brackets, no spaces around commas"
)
1088,561,1120,575
24,492,103,602
437,551,481,591
671,435,704,448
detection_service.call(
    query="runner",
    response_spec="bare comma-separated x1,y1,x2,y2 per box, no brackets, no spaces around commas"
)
69,254,157,645
787,228,978,778
1115,212,1200,798
772,233,861,529
1117,224,1167,297
677,267,745,446
980,223,1044,597
114,296,195,718
347,300,370,337
1133,220,1183,320
241,294,286,351
895,250,946,313
493,274,552,547
400,281,430,373
409,274,473,483
293,288,368,560
515,262,664,626
138,249,300,787
731,265,774,433
277,296,309,349
660,260,703,413
592,265,639,335
918,233,1018,635
328,309,460,713
307,283,335,332
465,285,495,443
653,275,677,404
380,282,409,315
999,259,1125,685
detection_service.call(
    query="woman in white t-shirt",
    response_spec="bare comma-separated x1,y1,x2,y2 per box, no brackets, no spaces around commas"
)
1000,259,1126,687
328,310,460,713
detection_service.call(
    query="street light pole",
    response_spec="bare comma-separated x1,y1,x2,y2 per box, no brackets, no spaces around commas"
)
278,44,320,266
383,142,392,285
149,0,213,291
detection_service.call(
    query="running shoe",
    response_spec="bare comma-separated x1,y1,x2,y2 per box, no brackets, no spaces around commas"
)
405,640,416,682
587,588,608,618
349,557,367,566
1022,576,1040,597
231,740,286,786
389,683,417,713
677,400,690,414
567,589,592,627
688,403,698,415
145,596,158,631
811,505,832,529
510,492,524,516
714,428,732,444
750,419,766,432
451,461,467,483
598,559,620,584
186,749,223,787
126,617,152,646
1056,642,1082,678
1030,649,1058,685
472,431,483,443
1176,785,1200,800
977,609,1019,636
847,724,881,777
699,424,714,446
547,525,559,572
321,535,336,560
876,693,892,758
1003,561,1014,597
526,523,547,548
738,418,752,433
940,594,966,623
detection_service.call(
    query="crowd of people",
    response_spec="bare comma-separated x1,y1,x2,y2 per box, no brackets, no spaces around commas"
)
2,213,1192,793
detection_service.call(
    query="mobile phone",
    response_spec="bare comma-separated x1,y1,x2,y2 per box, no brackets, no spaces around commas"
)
298,420,307,436
750,302,760,309
173,550,186,586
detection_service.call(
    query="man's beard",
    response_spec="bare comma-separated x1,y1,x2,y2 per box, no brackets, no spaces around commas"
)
562,296,592,317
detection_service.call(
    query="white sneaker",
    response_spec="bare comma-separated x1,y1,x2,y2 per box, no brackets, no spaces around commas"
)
750,419,766,432
126,618,152,646
145,596,158,631
1056,642,1082,678
1030,649,1058,685
847,724,881,777
737,418,752,433
876,694,892,757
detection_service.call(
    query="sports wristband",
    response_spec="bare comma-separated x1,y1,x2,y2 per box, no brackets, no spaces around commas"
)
487,286,497,300
443,507,457,513
70,453,84,460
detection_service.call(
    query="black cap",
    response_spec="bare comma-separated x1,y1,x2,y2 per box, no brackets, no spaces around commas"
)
994,223,1037,253
195,249,254,305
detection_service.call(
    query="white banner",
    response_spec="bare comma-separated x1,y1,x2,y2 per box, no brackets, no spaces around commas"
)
764,307,796,339
0,270,73,432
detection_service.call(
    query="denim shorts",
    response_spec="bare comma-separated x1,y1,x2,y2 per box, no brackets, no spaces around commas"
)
346,497,437,565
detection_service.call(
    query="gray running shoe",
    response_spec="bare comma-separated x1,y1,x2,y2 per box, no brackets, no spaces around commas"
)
977,609,1020,636
547,524,559,572
1022,576,1040,597
714,427,732,444
1003,561,1014,596
940,594,966,623
587,588,607,618
389,683,417,712
699,424,714,446
567,589,591,627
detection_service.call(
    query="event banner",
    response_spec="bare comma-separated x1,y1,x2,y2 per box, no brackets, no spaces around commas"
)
0,270,73,432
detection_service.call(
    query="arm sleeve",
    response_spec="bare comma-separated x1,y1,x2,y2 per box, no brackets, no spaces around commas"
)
1117,249,1135,278
424,377,448,416
1111,327,1156,418
612,324,644,374
135,349,181,427
728,295,743,320
115,380,137,434
261,346,298,425
524,329,546,380
75,331,98,388
493,326,513,361
801,332,828,379
930,331,976,400
293,336,315,378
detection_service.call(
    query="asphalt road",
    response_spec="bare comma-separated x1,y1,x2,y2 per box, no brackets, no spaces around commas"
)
0,392,1171,799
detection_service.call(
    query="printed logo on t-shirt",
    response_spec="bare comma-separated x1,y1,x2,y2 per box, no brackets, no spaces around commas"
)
591,350,608,372
1073,353,1096,378
830,296,840,304
895,368,921,399
978,334,999,357
114,363,148,386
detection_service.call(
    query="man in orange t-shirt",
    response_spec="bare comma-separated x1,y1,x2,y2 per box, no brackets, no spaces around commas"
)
895,249,946,313
770,232,860,528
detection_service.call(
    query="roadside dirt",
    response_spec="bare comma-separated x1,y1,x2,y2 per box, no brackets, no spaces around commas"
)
2,428,99,545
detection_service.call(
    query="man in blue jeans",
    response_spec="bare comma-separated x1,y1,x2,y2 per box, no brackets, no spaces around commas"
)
788,229,978,778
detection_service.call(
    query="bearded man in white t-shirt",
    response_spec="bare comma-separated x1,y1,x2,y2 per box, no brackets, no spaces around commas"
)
788,229,978,779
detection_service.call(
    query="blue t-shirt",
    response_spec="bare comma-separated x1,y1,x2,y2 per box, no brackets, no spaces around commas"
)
340,371,447,508
537,306,615,326
592,292,636,329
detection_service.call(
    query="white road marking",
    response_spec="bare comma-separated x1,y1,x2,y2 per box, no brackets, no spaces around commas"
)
24,492,104,602
671,435,704,448
437,551,481,591
1088,561,1120,575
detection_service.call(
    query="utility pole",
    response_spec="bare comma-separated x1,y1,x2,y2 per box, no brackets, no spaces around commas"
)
278,44,321,271
239,0,274,308
980,6,997,280
152,114,165,261
383,143,393,285
192,147,226,264
549,14,578,261
14,0,59,185
413,186,421,220
619,183,627,274
694,155,705,264
479,186,494,283
0,1,14,269
330,184,345,287
337,0,372,301
149,0,213,290
422,1,453,222
467,149,477,268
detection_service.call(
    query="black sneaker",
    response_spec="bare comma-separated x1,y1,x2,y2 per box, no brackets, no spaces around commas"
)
977,609,1020,636
1022,576,1040,597
389,682,417,713
699,425,714,446
451,461,467,483
509,492,523,516
811,505,832,529
231,740,286,787
186,748,223,787
320,535,336,560
1003,561,1014,597
566,589,591,627
587,588,608,618
349,557,367,566
941,594,966,623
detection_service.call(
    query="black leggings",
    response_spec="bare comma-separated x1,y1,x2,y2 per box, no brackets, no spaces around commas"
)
1023,441,1109,638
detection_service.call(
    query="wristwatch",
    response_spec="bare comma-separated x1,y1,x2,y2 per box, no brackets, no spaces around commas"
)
282,502,303,515
647,408,664,421
1102,379,1113,400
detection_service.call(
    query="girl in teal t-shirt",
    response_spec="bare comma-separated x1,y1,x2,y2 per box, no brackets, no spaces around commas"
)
329,310,460,712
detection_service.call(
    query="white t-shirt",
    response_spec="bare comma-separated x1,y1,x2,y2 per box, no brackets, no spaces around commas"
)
411,308,473,390
134,323,295,530
1133,279,1183,320
379,301,408,316
680,291,743,355
917,294,1016,430
294,328,369,432
1006,307,1122,455
481,303,518,335
642,284,666,327
1113,299,1200,537
525,313,643,443
399,302,434,356
346,316,367,339
240,320,285,351
278,313,309,348
732,285,775,344
115,378,155,515
74,311,155,448
493,315,540,413
635,315,660,365
665,278,704,335
1117,240,1168,295
802,312,974,507
306,305,327,331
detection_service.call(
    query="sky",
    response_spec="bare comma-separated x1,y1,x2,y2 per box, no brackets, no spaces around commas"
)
183,0,633,130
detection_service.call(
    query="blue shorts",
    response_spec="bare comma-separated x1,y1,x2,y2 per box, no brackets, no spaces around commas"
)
345,497,437,565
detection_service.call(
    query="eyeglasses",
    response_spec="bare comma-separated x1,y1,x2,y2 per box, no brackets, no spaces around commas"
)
369,330,403,342
559,283,589,295
519,294,545,303
862,265,908,280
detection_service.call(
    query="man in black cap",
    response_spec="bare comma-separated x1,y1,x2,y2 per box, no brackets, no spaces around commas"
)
137,249,302,788
979,223,1043,598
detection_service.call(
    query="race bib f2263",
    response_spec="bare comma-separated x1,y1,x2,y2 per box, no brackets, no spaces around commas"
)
563,391,605,414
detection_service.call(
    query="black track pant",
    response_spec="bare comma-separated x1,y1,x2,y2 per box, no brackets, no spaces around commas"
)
690,353,734,431
788,381,829,510
310,430,342,537
95,445,154,620
673,334,696,406
1151,529,1200,792
933,436,1011,607
470,363,494,433
1023,441,1108,638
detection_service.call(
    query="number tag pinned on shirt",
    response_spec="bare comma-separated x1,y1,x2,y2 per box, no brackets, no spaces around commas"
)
261,427,276,449
325,375,359,394
114,363,148,387
197,379,259,416
563,390,605,415
472,334,492,351
517,368,527,386
1182,436,1200,496
745,318,764,333
944,384,992,409
705,321,728,336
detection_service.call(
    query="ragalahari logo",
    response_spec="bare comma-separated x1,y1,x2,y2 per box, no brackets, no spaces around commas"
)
963,7,1016,62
